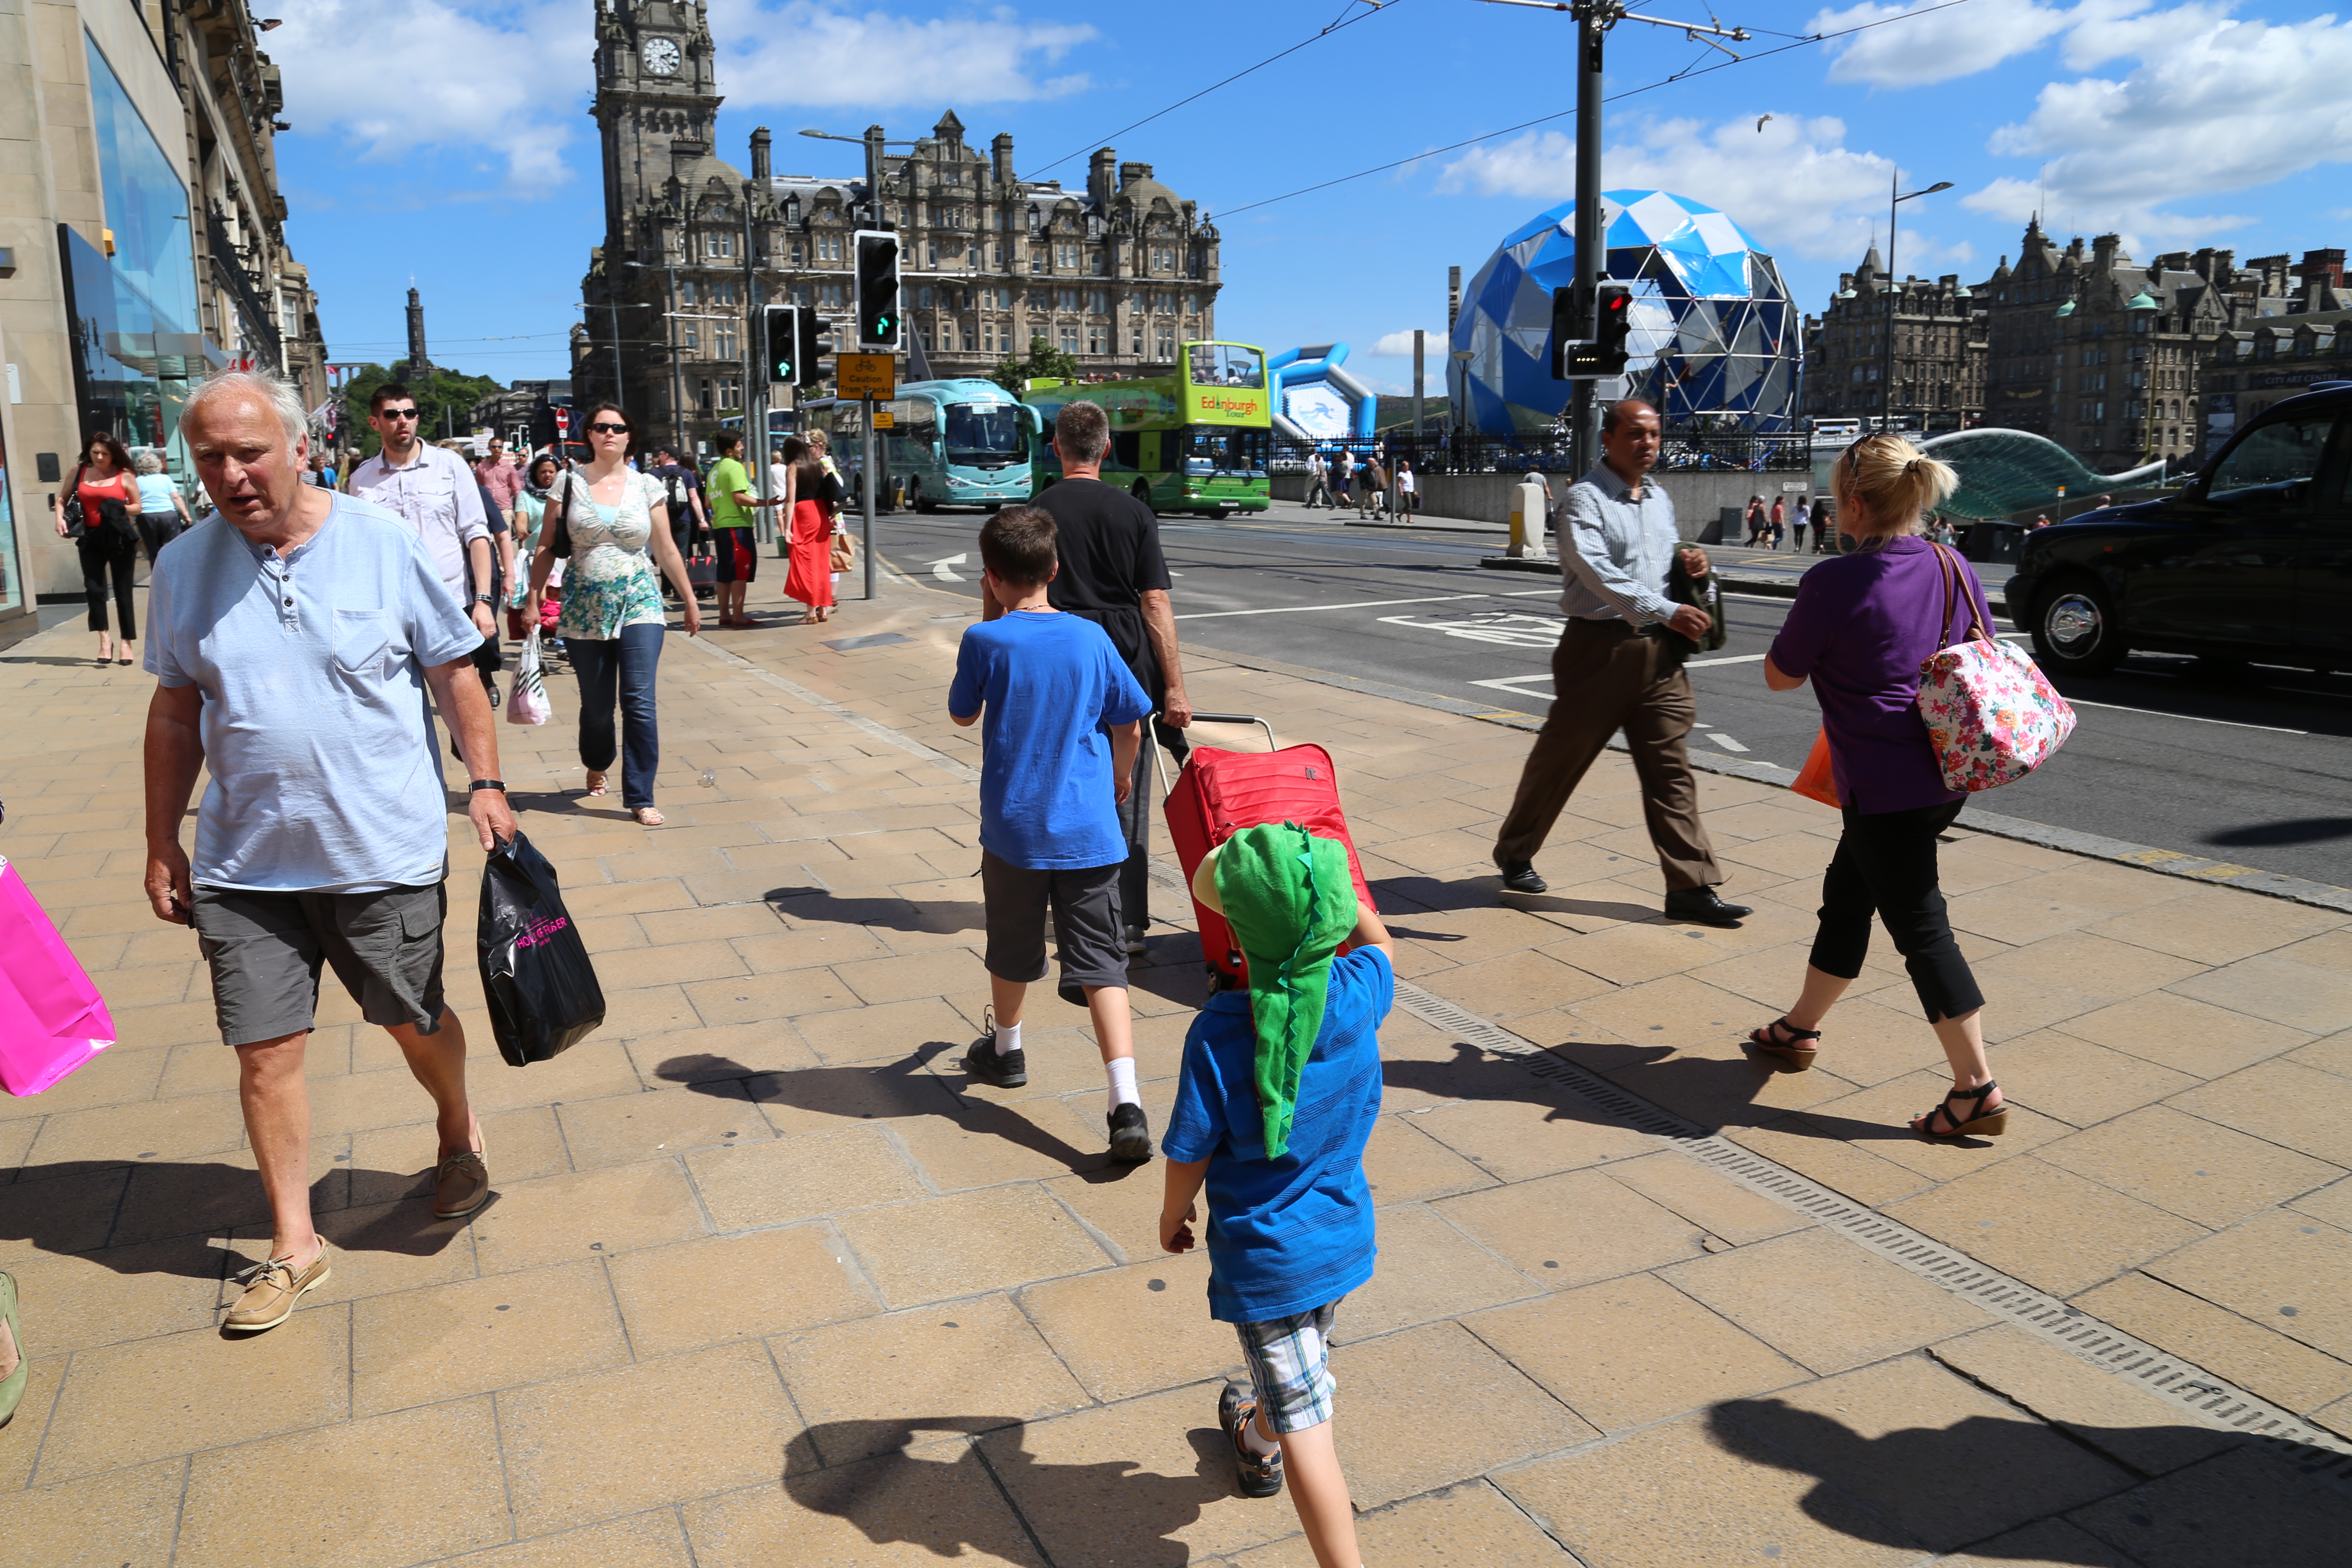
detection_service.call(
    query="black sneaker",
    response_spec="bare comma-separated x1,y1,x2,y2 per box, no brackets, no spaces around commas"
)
1107,1102,1152,1163
962,1033,1026,1089
1497,859,1548,895
1219,1381,1283,1498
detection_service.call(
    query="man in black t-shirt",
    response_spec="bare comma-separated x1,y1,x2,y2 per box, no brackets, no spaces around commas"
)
998,400,1194,952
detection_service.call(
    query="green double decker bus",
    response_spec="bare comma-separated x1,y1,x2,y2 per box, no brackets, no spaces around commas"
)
1023,341,1271,517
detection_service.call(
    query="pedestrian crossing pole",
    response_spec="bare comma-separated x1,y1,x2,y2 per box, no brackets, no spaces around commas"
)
861,395,876,602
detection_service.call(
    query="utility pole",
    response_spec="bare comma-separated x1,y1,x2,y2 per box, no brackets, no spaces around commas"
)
1412,329,1425,438
1568,1,1605,478
1480,0,1749,473
1880,171,1954,433
743,180,769,543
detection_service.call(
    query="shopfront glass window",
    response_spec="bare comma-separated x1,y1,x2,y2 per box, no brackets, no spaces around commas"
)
70,34,204,484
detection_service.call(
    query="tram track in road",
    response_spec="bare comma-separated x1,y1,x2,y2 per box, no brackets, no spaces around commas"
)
865,506,2352,889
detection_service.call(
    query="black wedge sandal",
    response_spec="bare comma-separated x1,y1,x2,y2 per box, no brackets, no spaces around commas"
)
1746,1017,1821,1072
1911,1080,2006,1139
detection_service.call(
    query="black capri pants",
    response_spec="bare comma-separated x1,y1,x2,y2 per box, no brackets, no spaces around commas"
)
77,528,139,637
1808,798,1985,1023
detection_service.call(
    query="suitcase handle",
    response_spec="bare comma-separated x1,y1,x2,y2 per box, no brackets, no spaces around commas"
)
1154,713,1277,795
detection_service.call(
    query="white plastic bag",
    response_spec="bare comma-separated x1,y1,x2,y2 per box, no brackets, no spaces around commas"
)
507,628,551,726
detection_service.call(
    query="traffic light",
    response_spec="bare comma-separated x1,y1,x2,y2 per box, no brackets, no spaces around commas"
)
1593,281,1633,373
763,304,802,386
853,230,901,350
793,309,827,388
1552,279,1636,378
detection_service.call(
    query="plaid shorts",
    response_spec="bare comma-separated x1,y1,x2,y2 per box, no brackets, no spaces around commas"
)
1233,1300,1341,1435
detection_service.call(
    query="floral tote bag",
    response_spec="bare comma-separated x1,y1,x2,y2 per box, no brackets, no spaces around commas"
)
1915,543,2077,791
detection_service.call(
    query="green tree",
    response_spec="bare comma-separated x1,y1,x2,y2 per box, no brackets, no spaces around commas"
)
338,363,505,459
988,336,1081,397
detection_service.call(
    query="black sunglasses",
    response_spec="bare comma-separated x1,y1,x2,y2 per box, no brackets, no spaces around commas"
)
588,422,631,435
380,407,421,421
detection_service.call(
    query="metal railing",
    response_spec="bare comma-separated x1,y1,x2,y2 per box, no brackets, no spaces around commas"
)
1272,430,1810,475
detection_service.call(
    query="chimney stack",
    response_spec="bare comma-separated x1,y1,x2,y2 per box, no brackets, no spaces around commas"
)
750,126,771,181
992,132,1015,188
1087,148,1116,205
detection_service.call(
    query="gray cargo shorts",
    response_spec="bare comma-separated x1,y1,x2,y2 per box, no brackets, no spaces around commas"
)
980,851,1128,1007
191,883,448,1047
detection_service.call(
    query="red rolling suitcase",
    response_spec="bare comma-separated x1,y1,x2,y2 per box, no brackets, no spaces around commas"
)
1161,713,1378,990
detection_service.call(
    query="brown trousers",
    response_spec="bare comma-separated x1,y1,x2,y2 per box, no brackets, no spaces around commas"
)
1491,619,1723,891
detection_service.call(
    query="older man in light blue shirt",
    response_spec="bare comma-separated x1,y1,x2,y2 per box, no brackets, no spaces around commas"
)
143,370,517,1335
1489,399,1751,926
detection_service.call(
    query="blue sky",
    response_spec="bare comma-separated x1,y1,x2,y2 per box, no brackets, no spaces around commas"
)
266,0,2352,397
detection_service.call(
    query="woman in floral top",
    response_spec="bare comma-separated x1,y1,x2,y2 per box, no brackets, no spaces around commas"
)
525,404,700,825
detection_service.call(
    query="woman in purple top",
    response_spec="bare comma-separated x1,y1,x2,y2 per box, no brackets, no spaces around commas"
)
1749,436,2006,1141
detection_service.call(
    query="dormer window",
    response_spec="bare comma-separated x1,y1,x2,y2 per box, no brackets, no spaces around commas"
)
784,194,801,225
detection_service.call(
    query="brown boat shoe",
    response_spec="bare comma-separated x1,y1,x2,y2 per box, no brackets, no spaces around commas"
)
224,1241,332,1333
432,1147,490,1220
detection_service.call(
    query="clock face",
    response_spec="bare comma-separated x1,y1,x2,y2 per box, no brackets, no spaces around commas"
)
641,36,681,75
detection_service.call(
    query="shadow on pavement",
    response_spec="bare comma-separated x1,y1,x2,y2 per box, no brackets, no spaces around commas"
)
1708,1397,2344,1567
2203,816,2352,847
0,1159,469,1269
782,1416,1228,1566
1387,1040,1964,1148
764,885,988,937
653,1051,1106,1176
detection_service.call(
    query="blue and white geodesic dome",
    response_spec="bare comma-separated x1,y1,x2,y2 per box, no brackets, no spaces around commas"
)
1448,189,1801,436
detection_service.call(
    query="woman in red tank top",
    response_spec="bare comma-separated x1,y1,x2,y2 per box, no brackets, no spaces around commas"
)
52,431,141,666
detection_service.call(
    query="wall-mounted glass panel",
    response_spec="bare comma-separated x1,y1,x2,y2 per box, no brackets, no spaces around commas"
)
0,410,22,617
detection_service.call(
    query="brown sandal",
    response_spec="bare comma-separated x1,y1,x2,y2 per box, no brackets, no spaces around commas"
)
1912,1080,2006,1139
1747,1017,1821,1072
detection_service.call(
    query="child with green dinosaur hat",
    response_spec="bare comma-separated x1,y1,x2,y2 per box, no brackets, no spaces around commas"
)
1161,821,1394,1566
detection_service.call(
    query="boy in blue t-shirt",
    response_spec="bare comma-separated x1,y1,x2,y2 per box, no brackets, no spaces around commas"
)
949,506,1157,1161
1161,823,1393,1565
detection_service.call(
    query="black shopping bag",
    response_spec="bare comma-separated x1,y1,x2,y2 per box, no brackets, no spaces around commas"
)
478,831,605,1065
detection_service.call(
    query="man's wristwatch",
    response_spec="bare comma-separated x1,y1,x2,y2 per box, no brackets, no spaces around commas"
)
474,594,495,605
469,780,506,793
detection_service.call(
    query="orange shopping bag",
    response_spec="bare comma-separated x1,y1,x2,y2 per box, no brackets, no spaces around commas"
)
1792,729,1841,809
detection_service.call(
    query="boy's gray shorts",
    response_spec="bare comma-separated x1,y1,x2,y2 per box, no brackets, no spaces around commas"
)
191,883,447,1046
980,850,1128,1005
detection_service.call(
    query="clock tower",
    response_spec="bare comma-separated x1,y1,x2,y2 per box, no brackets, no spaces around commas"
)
591,0,723,245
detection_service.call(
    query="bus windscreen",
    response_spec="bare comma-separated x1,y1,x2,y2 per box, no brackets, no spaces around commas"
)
1188,344,1265,389
945,404,1026,464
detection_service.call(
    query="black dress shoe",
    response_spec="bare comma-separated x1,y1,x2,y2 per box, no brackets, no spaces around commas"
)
1497,860,1548,895
1665,887,1751,926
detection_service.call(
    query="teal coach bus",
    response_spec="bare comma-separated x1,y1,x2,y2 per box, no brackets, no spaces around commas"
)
811,377,1034,512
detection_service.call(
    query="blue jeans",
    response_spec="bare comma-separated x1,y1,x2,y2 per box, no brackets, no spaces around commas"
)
569,623,664,808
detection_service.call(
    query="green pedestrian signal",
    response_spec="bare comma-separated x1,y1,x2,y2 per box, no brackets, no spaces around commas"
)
763,304,801,385
854,230,901,351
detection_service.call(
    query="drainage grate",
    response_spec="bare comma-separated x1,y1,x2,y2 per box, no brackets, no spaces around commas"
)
1387,978,2352,1477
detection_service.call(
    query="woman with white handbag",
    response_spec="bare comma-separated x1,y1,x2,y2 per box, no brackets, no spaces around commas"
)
1746,435,2072,1141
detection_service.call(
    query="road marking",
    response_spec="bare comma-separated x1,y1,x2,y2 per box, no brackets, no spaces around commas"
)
1379,611,1565,648
1706,733,1752,753
1687,652,1767,667
1174,592,1490,621
2064,697,2306,735
929,553,968,582
1470,674,1556,699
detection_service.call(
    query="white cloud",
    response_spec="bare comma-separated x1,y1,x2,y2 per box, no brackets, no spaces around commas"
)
1369,330,1446,357
711,1,1095,111
1442,115,1973,272
269,1,1097,192
270,1,588,187
1809,0,2074,87
1963,4,2352,244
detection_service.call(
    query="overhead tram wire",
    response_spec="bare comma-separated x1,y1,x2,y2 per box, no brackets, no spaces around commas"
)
1214,0,1978,219
1019,0,1404,181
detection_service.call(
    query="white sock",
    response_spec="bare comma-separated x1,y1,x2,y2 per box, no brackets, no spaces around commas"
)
994,1019,1022,1057
1239,1408,1281,1457
1105,1056,1139,1112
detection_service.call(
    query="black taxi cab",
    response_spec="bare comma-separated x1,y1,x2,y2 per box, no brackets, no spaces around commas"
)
2012,382,2352,675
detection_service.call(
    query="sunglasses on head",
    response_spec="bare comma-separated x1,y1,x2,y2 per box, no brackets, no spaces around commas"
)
380,407,420,421
588,422,630,435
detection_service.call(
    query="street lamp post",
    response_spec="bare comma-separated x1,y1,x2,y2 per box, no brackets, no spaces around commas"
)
1880,175,1954,434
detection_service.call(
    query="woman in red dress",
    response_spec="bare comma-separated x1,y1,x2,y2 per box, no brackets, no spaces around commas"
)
781,437,842,625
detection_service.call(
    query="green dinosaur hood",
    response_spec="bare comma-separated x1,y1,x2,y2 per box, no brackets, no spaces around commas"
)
1210,822,1359,1157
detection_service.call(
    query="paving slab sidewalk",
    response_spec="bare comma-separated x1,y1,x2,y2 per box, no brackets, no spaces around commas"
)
0,588,2345,1568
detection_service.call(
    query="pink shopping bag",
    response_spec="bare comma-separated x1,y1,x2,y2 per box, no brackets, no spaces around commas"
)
0,855,116,1096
